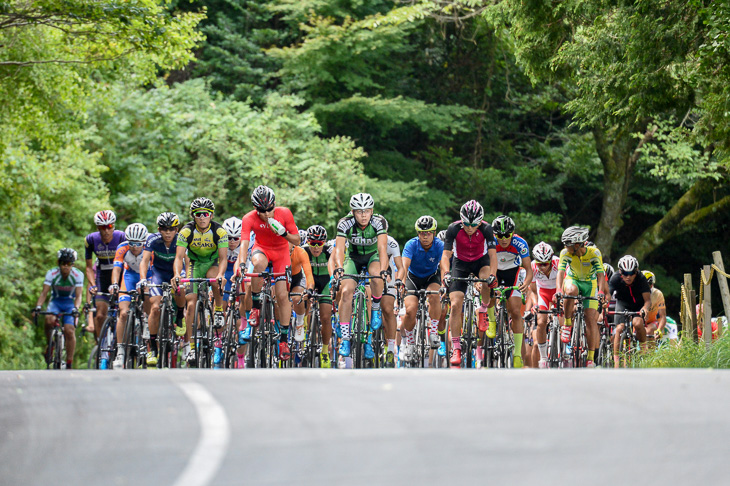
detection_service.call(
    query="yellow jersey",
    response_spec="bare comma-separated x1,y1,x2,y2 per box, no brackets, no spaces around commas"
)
558,246,604,282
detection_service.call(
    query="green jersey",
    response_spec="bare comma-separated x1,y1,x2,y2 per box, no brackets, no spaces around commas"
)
336,213,388,255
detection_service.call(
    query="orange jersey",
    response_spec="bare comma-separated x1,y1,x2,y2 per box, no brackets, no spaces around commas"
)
290,246,314,288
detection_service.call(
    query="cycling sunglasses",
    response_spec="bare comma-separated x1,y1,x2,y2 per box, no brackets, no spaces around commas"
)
309,240,325,248
256,206,275,213
128,241,145,247
537,261,551,267
97,224,114,230
620,270,637,277
495,232,513,239
159,226,177,232
193,211,212,218
229,237,241,242
462,222,480,228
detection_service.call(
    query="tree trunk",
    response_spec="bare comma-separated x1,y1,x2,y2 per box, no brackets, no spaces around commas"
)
625,180,730,260
593,123,655,261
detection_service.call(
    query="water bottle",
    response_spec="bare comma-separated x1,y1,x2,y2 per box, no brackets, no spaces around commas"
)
100,358,109,370
213,346,222,368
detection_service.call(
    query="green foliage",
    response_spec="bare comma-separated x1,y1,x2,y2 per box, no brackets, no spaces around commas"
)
639,332,730,369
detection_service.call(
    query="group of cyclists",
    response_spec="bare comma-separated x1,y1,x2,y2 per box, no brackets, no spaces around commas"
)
33,185,676,370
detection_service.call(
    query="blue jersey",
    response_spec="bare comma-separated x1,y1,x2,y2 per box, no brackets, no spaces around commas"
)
144,233,178,275
403,237,444,278
494,234,530,271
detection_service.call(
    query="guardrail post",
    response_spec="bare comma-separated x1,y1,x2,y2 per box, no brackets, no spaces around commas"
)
703,265,712,345
713,251,729,338
683,274,696,342
689,289,698,343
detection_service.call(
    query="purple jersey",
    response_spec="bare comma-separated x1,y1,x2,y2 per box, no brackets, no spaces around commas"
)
85,230,126,272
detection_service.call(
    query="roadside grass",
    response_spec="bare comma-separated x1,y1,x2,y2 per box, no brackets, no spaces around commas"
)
639,332,730,368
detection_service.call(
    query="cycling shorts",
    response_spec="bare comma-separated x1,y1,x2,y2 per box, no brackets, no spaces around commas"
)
343,252,379,279
251,243,291,274
496,267,526,300
119,270,141,303
406,270,441,292
291,271,306,290
48,299,76,326
449,255,491,294
564,277,599,311
537,287,557,311
188,258,218,294
223,267,235,302
313,275,332,305
94,269,113,303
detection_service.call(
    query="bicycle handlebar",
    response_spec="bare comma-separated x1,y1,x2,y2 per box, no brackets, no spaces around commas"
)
450,276,493,283
340,273,384,280
244,272,287,278
178,278,220,283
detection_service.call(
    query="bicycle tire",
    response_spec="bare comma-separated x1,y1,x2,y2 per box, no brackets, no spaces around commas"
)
122,308,137,370
463,299,474,369
548,318,561,368
309,308,321,368
352,293,365,369
53,330,64,369
158,301,171,368
96,316,115,369
46,333,56,369
222,308,237,369
193,300,207,368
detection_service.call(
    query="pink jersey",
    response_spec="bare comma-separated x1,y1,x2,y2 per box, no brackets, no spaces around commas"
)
531,256,560,290
241,207,297,252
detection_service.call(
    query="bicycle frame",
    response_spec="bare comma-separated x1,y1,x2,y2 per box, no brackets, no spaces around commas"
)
608,309,643,368
404,289,441,368
485,285,522,369
244,271,287,368
36,311,77,369
450,275,492,368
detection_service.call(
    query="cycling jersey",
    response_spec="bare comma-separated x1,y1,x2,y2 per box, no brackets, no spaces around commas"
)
336,214,388,255
495,234,530,271
144,233,177,275
113,241,144,275
645,287,666,323
177,221,229,262
558,245,603,282
44,267,84,301
608,272,650,311
305,243,333,278
443,221,496,263
402,236,443,278
386,236,400,277
85,231,126,272
226,245,241,274
290,246,314,287
531,257,560,290
241,208,297,252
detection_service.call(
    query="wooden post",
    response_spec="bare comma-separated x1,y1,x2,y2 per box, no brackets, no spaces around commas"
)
689,289,698,343
703,265,713,345
683,274,695,342
713,251,730,338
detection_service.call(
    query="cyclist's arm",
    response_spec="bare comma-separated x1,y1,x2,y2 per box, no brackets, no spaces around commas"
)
334,236,347,270
556,269,565,293
440,250,452,279
597,272,607,296
140,250,152,281
394,255,405,282
487,247,497,279
301,253,315,290
327,249,336,276
526,282,538,310
401,256,412,278
641,291,652,316
283,232,299,246
234,239,250,276
377,233,389,276
111,266,122,288
35,284,51,309
74,285,83,310
656,293,667,330
216,246,228,280
173,246,186,280
521,256,533,291
85,259,95,295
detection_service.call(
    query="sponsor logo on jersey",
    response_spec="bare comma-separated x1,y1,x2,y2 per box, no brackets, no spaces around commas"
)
351,236,377,246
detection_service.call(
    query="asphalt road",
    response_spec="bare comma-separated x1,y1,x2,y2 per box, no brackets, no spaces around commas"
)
1,369,728,485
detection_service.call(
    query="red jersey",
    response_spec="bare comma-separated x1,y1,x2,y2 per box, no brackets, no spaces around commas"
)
241,208,298,252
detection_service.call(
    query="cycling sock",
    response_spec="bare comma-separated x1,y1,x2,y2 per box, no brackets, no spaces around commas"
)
488,306,495,322
372,296,381,311
252,292,261,309
587,349,595,361
405,329,415,345
340,321,351,340
513,333,523,358
479,303,488,313
387,339,396,352
538,342,548,359
117,343,124,355
279,327,288,343
176,306,185,324
214,305,223,313
452,336,461,350
566,316,572,327
150,335,158,353
295,313,304,326
430,319,439,334
66,360,73,369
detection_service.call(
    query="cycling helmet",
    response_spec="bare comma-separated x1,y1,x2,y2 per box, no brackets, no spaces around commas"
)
459,200,484,225
222,217,242,239
298,229,308,245
617,255,639,274
532,241,554,263
603,263,615,280
642,270,656,286
125,223,149,242
94,210,116,226
415,215,437,232
190,197,215,215
307,225,328,244
437,230,447,241
157,212,180,229
57,248,77,264
492,215,515,235
561,226,589,245
586,240,595,247
350,193,375,211
251,185,276,212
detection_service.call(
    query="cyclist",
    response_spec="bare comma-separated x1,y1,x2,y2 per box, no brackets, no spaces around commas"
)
381,235,405,367
33,248,84,369
486,215,533,368
641,270,667,342
290,232,315,343
139,212,187,366
85,210,126,338
332,193,390,360
440,200,498,367
555,226,606,368
174,197,229,364
235,185,300,361
401,216,443,366
526,241,560,369
110,223,148,369
304,225,336,368
609,255,651,367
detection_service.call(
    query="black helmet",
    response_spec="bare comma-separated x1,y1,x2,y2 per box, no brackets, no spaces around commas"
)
57,248,77,264
190,197,215,215
157,212,180,228
251,185,276,212
492,215,515,235
307,225,327,244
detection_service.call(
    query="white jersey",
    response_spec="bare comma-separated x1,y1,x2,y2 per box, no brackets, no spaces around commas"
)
530,256,560,290
387,235,401,277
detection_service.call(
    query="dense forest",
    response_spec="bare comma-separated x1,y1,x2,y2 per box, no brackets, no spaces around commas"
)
1,0,728,368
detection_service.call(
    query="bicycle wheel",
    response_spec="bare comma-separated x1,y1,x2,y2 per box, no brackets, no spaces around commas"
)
596,334,610,368
52,330,64,369
352,294,365,369
158,301,172,368
308,308,321,368
193,300,207,368
222,309,238,369
548,319,561,368
122,309,137,369
96,317,115,369
463,300,474,369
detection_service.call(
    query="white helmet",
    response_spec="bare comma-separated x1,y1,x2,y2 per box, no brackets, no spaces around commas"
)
532,241,554,263
617,255,639,274
561,226,589,245
222,217,242,239
94,210,116,226
349,193,374,210
125,223,148,242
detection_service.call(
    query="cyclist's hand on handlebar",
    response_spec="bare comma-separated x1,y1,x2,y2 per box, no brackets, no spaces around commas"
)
306,288,314,300
442,272,452,288
72,307,80,318
137,279,147,289
109,283,120,294
32,305,41,316
655,328,664,340
88,285,98,295
553,291,562,303
333,267,344,280
487,274,498,289
380,268,392,282
640,308,647,321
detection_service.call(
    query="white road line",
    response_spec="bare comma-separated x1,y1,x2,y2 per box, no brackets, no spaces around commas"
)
173,382,231,486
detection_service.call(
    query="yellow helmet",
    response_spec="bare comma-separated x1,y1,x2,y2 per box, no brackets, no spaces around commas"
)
642,270,655,286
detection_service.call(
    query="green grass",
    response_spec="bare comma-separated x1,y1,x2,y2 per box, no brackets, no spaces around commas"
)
639,332,730,368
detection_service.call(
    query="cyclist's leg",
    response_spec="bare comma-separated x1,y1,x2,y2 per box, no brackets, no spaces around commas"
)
381,292,397,346
94,270,112,337
63,322,76,367
633,315,647,349
578,279,599,363
367,257,384,325
148,294,162,337
612,300,628,367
